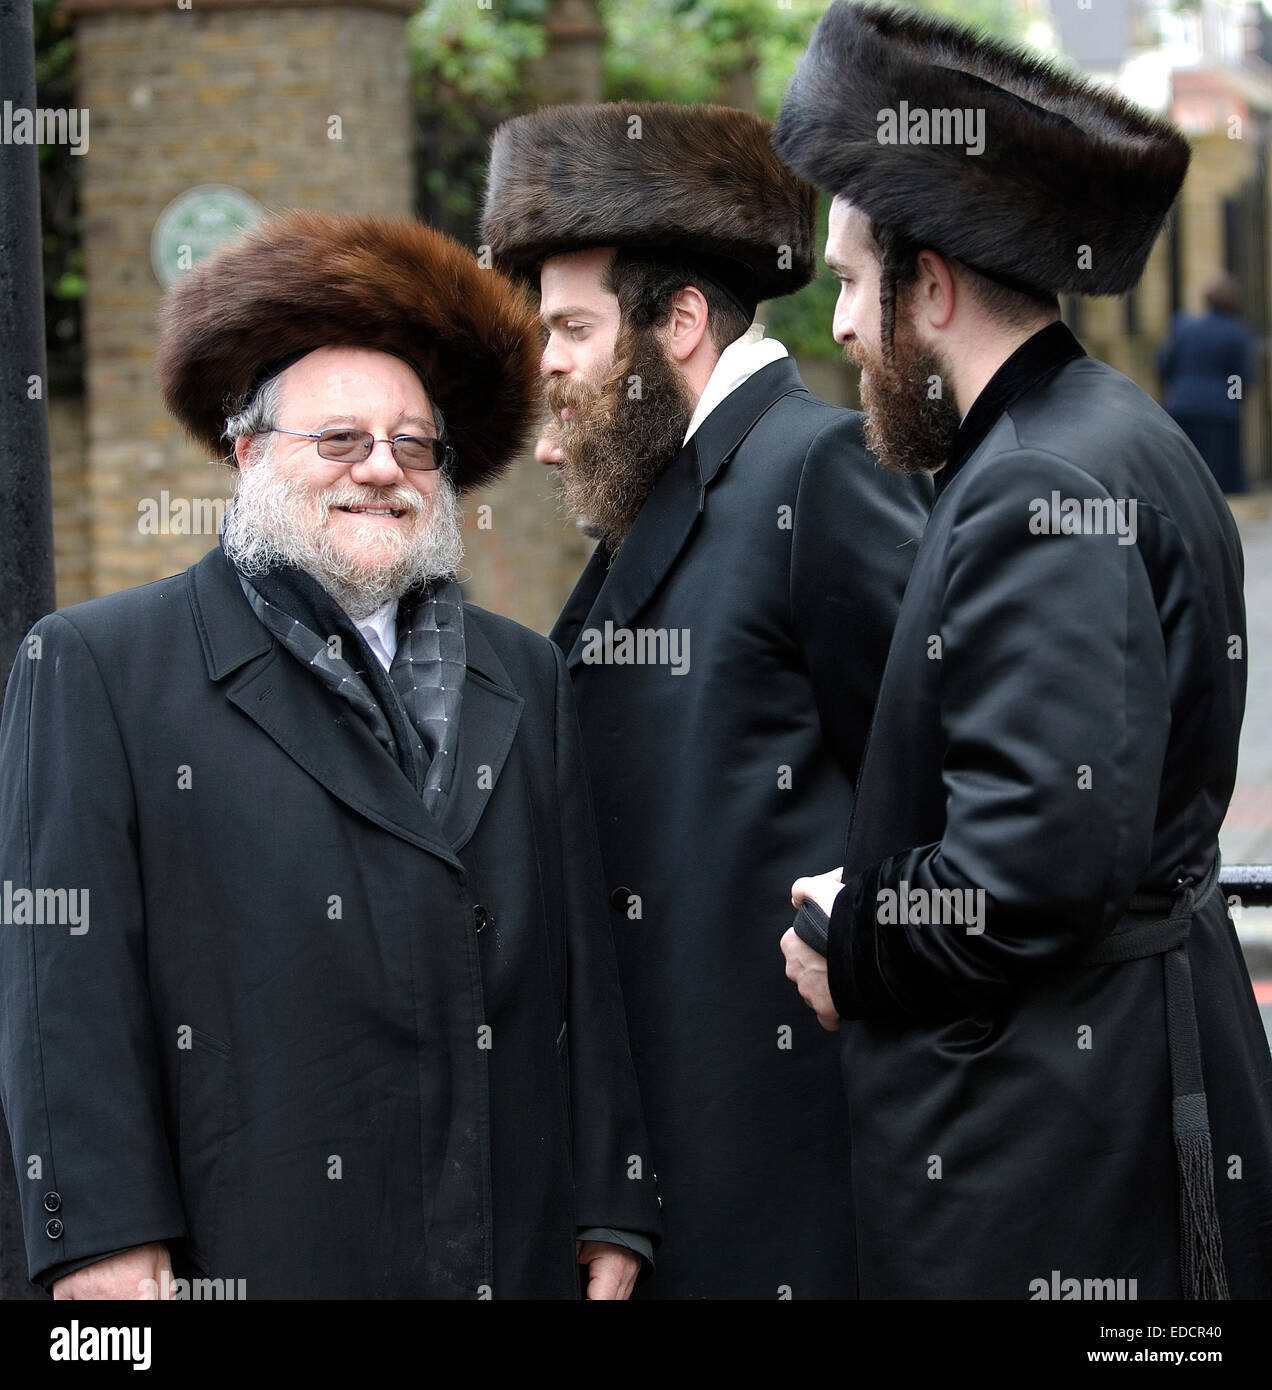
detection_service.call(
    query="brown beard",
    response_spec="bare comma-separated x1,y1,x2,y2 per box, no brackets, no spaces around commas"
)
545,322,695,549
847,302,962,476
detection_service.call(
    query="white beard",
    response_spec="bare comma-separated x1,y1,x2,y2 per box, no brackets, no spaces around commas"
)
221,456,466,621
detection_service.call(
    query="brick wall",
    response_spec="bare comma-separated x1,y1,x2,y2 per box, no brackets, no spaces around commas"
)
48,394,90,609
65,0,415,598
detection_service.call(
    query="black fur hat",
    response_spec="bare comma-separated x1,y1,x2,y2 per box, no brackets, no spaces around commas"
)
481,102,818,302
772,1,1190,296
156,210,542,492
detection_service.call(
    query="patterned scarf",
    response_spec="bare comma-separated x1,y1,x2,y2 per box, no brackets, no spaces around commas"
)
224,541,466,818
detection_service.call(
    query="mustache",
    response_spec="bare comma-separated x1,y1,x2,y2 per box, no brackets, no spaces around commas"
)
319,483,426,515
544,376,593,417
842,340,878,373
543,351,631,426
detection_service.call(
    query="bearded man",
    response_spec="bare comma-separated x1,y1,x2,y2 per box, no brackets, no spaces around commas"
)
0,211,660,1299
482,102,931,1298
775,1,1272,1298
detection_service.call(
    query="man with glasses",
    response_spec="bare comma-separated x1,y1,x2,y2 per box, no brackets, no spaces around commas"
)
0,210,660,1299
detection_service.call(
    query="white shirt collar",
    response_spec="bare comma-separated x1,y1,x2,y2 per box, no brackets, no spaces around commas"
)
355,598,399,671
682,325,789,445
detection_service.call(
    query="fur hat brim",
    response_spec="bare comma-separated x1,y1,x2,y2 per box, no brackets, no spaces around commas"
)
772,1,1190,296
156,210,542,491
482,102,818,300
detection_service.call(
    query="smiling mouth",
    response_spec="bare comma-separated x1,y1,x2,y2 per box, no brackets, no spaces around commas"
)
336,505,407,518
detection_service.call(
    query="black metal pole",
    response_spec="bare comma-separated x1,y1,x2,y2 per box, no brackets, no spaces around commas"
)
0,0,57,679
0,0,57,1302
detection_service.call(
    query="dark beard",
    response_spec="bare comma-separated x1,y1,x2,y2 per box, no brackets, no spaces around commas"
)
848,310,962,476
545,323,695,549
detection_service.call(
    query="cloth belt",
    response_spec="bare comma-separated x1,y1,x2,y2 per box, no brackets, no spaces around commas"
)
1083,856,1228,1300
793,858,1231,1299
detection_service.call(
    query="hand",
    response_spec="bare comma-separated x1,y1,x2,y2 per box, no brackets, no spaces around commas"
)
783,867,846,1031
53,1242,173,1300
577,1240,640,1300
791,867,844,919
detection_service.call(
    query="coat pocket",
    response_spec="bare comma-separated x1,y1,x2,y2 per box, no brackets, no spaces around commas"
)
177,1027,231,1271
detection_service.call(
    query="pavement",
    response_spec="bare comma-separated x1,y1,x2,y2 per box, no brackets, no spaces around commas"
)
1221,495,1272,1044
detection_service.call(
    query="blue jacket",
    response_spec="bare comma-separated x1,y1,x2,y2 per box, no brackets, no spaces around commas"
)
1157,310,1253,422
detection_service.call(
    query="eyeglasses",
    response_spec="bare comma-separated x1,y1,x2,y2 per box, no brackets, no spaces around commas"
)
270,427,454,472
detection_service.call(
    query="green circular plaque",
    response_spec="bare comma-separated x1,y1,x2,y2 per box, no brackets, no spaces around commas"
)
151,185,265,288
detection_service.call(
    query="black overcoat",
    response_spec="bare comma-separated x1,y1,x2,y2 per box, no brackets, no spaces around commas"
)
0,545,660,1298
551,356,931,1298
824,324,1272,1298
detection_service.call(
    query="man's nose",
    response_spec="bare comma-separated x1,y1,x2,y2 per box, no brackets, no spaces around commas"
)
535,430,565,466
832,297,853,346
540,336,570,377
348,439,405,485
832,317,852,347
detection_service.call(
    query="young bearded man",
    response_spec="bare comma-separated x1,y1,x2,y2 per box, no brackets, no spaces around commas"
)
775,0,1272,1299
482,101,931,1299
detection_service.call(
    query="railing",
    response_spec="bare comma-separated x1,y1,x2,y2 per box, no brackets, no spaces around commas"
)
1220,865,1272,907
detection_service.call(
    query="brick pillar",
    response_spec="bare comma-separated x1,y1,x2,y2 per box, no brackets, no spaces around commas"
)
62,0,416,598
525,0,604,106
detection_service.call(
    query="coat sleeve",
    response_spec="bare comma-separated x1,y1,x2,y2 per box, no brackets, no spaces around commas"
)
549,643,662,1248
0,613,187,1286
826,452,1171,1020
789,412,932,781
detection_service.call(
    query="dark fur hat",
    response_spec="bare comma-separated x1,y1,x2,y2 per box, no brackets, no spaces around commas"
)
481,102,818,300
156,210,542,491
772,1,1191,296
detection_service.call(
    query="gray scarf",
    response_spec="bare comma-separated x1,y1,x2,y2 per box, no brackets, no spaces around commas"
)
230,548,466,818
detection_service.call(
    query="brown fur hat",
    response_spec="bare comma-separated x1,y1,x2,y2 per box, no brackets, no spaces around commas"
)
772,1,1190,296
481,102,818,299
156,210,542,492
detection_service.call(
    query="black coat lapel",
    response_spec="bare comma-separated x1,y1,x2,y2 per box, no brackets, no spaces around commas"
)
550,541,611,663
436,610,524,852
188,548,463,867
551,356,808,670
556,439,704,669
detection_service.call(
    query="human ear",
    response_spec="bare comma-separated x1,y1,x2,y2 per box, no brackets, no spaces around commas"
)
913,249,957,332
663,285,710,362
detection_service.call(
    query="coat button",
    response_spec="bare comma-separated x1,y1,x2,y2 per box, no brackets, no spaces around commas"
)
42,1192,60,1213
473,903,488,933
45,1218,63,1240
609,886,632,911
